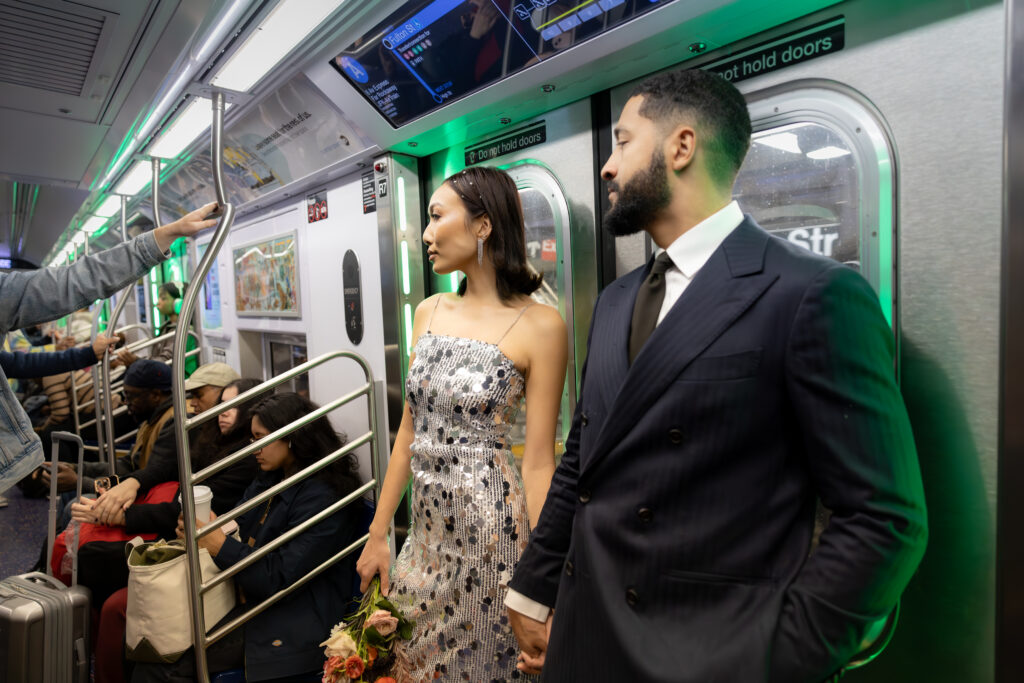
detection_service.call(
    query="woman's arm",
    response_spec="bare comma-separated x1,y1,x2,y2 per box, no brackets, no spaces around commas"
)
519,306,568,528
355,295,439,594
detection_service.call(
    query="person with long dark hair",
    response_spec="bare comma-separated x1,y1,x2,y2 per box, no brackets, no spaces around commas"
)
356,165,568,680
131,391,363,683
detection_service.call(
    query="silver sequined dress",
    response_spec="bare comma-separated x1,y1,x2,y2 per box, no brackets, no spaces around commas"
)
391,331,534,682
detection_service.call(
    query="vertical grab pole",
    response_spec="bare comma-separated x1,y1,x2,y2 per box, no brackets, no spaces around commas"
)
176,92,234,683
102,195,132,470
85,234,108,469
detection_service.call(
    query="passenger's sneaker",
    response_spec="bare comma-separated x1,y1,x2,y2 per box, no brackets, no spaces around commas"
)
0,495,8,508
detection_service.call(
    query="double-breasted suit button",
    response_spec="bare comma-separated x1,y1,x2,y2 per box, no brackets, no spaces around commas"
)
668,428,683,444
578,489,592,504
565,560,574,576
581,412,589,427
625,588,639,607
637,507,653,523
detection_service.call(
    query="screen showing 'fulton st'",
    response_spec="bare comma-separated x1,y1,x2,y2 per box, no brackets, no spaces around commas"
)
331,0,676,128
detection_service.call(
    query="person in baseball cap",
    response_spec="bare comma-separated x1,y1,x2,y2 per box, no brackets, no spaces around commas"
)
184,362,241,414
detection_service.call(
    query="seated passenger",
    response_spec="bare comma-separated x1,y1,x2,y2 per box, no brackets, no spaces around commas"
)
184,362,240,415
52,359,176,503
90,378,262,683
116,283,198,376
131,392,364,683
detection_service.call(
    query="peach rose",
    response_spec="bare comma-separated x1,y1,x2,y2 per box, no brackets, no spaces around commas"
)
365,609,399,636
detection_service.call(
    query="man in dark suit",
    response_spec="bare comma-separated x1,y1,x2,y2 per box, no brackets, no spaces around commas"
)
504,69,927,682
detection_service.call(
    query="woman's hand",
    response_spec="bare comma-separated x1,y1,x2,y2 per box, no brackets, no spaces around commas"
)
356,534,392,595
70,497,124,526
92,478,140,524
177,512,227,557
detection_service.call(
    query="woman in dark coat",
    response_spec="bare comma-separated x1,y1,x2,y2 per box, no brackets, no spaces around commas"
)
131,392,364,683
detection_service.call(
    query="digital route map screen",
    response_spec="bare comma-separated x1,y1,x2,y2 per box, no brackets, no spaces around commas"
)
331,0,675,127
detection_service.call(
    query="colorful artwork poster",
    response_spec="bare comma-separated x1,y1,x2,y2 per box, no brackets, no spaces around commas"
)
197,243,222,329
232,233,300,318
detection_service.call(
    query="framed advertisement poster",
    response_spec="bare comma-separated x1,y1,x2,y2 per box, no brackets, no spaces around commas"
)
233,232,301,318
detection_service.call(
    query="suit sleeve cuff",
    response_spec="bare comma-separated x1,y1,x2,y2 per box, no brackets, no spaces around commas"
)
504,588,551,622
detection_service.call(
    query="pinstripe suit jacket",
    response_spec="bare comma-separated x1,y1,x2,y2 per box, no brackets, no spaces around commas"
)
509,218,927,683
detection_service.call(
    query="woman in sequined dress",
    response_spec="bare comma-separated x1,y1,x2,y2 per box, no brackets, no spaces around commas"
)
357,166,568,682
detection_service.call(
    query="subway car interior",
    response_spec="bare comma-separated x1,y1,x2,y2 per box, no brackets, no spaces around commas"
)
1,0,1022,681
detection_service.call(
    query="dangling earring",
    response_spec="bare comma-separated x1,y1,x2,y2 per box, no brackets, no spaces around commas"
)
477,237,484,266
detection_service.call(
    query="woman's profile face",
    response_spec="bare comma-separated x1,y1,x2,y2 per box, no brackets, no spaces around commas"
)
157,290,176,317
250,415,295,473
218,385,239,435
422,183,479,274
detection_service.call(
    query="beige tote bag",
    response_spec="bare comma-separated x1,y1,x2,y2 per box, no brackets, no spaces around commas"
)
124,538,236,663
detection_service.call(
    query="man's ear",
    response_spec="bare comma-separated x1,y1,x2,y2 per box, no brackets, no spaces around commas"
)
667,125,697,173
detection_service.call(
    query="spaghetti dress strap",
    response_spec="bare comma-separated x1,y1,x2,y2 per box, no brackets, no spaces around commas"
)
425,295,443,333
496,301,536,345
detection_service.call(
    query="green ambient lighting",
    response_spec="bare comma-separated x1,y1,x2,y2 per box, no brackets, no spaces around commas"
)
404,303,414,356
876,157,894,329
397,176,407,232
400,241,411,295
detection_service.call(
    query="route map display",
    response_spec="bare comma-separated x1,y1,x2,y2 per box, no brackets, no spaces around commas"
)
331,0,674,127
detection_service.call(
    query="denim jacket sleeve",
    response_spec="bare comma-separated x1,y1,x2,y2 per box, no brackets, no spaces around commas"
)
0,232,168,492
0,231,166,332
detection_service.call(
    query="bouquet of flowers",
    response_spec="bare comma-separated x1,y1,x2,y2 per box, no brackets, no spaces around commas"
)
321,576,415,683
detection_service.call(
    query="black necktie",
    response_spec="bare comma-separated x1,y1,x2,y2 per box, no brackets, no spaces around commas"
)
629,252,674,364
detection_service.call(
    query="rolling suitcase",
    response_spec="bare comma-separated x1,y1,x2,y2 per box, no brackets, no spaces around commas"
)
0,432,91,683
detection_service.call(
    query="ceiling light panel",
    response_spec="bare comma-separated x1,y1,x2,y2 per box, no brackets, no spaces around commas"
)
82,216,108,234
94,196,123,217
149,97,231,159
210,0,343,93
114,162,153,196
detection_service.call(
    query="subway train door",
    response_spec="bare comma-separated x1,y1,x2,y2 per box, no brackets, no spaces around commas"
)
423,97,601,455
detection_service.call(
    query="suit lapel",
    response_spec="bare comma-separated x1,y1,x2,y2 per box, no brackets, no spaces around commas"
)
585,219,778,472
589,267,644,410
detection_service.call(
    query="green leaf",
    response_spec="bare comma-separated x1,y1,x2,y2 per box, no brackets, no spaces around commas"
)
398,621,414,640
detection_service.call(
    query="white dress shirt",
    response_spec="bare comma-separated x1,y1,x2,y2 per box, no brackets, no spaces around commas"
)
503,201,746,622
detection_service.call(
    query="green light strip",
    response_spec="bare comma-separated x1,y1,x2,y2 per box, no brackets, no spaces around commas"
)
400,241,411,295
877,157,894,328
403,303,414,356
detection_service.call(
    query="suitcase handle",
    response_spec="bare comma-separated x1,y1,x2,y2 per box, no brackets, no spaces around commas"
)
18,571,69,592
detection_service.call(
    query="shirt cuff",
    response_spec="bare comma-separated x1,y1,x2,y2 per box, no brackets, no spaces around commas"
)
504,588,551,622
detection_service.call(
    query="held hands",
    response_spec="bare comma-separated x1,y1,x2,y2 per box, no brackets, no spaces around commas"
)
70,496,125,526
356,534,392,595
153,202,221,253
508,608,552,675
91,478,140,525
176,511,226,557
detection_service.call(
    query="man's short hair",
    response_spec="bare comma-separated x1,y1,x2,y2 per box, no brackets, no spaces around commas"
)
630,69,752,186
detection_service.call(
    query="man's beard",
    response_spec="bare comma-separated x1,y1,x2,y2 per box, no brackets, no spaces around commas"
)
604,153,672,237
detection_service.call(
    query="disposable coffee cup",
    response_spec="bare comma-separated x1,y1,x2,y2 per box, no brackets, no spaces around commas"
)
179,485,213,522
